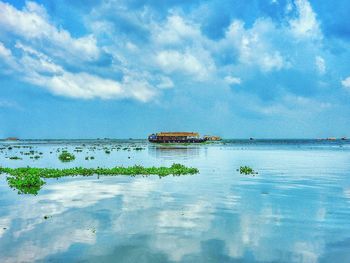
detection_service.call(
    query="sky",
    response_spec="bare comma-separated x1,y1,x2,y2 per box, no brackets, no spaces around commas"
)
0,0,349,139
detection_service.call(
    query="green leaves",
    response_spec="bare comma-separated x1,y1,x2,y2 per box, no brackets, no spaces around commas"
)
58,152,75,162
9,156,22,160
6,172,45,195
0,163,199,195
239,166,258,175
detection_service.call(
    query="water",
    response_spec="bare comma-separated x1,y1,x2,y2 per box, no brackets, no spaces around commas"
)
0,139,350,263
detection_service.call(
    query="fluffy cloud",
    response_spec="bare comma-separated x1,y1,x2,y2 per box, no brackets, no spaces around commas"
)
315,56,326,74
0,1,99,61
153,15,201,45
156,76,174,89
29,71,155,101
0,42,18,70
0,2,159,102
149,14,216,81
2,42,156,101
341,76,350,90
289,0,322,40
0,0,345,109
222,19,287,72
0,42,11,59
224,76,241,85
156,49,215,81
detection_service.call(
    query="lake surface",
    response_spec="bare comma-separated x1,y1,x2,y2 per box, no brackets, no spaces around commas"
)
0,139,350,263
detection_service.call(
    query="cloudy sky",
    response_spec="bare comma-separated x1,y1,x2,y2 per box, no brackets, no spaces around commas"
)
0,0,349,139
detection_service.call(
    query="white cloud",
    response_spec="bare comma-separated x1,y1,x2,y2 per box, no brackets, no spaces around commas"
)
156,76,174,89
341,76,350,90
0,41,18,70
27,69,156,102
225,20,286,72
224,76,241,85
0,179,120,262
285,2,293,13
0,0,331,105
156,49,214,81
0,41,11,58
315,56,326,74
289,0,322,40
0,99,19,109
0,1,159,103
153,14,200,45
0,1,99,61
249,94,331,116
17,44,64,74
1,42,156,101
153,200,214,261
151,14,216,81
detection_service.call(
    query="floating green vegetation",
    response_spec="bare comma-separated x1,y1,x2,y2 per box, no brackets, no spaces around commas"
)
58,152,75,162
6,172,45,195
134,147,144,151
238,166,258,175
0,163,199,195
9,156,22,160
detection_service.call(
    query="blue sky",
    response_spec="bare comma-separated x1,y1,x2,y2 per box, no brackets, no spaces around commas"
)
0,0,349,139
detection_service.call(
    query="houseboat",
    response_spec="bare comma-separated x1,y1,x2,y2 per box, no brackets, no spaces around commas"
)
5,137,19,141
148,132,207,143
204,135,222,141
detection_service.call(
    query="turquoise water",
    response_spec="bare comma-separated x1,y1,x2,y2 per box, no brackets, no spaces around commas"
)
0,140,350,262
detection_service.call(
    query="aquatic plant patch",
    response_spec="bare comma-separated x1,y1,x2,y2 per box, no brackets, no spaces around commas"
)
0,164,199,195
6,172,45,195
134,147,144,151
9,156,22,160
58,152,75,162
238,166,258,175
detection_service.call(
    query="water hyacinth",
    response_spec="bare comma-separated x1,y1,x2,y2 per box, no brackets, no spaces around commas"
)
238,166,258,175
0,164,199,195
9,156,22,160
58,152,75,162
6,173,45,195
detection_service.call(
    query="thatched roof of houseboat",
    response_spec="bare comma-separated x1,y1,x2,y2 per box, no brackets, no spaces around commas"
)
157,132,199,137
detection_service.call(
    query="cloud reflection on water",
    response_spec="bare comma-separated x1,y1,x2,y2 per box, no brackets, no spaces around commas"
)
0,144,349,262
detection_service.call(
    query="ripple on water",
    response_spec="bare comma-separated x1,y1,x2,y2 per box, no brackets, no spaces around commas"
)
0,140,350,262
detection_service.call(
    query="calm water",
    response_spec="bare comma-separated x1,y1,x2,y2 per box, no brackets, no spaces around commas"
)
0,140,350,263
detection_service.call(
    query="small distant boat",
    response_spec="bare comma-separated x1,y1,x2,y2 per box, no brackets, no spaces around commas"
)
5,137,19,141
326,137,337,141
341,137,347,140
148,132,207,143
204,135,222,141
